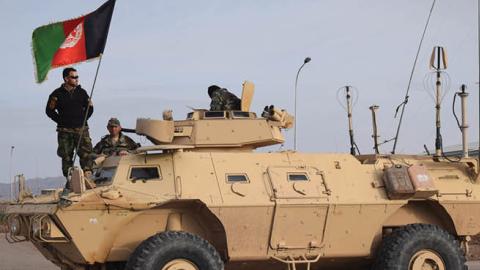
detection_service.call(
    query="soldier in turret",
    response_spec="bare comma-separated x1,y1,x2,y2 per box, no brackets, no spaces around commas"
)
93,118,139,156
208,85,241,111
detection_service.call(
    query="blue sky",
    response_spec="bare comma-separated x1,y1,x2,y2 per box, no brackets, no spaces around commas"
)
0,0,478,181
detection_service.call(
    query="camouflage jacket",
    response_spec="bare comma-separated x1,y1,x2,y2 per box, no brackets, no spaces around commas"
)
210,88,241,111
93,133,139,156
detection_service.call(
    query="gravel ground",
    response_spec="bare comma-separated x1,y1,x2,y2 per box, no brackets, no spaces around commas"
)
1,235,479,270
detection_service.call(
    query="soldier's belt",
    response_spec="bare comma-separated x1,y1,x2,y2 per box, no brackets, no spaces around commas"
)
57,127,89,133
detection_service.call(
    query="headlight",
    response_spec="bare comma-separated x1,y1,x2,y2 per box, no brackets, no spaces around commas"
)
32,217,41,236
8,216,21,236
41,218,51,237
31,215,66,241
32,215,51,238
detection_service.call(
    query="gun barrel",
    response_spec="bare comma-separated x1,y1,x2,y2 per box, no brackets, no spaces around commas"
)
121,128,136,133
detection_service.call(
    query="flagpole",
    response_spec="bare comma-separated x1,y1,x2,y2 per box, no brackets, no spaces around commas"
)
71,54,103,169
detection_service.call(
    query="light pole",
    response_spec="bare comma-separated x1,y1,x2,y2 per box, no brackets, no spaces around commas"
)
294,57,311,151
477,0,480,165
9,146,15,201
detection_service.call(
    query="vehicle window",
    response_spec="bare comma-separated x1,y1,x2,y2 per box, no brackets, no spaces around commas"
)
204,111,226,118
94,167,117,185
186,112,193,119
129,167,161,181
226,174,249,183
232,111,250,118
288,173,309,181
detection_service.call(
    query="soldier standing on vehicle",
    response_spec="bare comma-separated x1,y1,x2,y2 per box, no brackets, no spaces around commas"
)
46,67,94,184
208,85,241,111
93,118,139,156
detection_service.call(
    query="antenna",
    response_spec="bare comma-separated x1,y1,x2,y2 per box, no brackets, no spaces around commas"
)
391,0,437,154
429,46,448,157
456,85,469,158
337,86,360,155
294,57,311,151
369,105,380,154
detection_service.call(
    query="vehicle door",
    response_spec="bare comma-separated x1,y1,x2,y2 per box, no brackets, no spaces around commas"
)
267,165,331,250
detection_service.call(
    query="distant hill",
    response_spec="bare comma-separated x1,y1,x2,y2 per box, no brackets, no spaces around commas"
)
0,176,64,201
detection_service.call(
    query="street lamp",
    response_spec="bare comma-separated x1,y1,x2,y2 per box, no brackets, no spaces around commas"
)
294,57,311,151
9,146,15,201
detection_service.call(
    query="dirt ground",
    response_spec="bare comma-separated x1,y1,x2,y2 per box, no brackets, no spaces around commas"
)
0,234,58,270
0,234,479,270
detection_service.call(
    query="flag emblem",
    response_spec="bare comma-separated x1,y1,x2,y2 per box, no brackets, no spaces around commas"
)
60,24,83,49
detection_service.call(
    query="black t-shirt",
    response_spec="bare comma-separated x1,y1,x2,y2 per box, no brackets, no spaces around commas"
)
45,84,94,128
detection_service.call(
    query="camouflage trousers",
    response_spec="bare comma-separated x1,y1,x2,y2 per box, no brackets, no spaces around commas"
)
57,128,93,178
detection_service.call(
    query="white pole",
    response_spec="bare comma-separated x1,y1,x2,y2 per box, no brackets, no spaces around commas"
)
477,0,480,162
9,146,14,201
459,85,469,158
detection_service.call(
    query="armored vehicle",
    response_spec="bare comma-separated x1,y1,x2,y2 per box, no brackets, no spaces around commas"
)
4,82,479,270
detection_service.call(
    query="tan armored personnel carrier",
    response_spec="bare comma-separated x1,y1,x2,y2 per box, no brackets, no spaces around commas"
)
4,81,479,270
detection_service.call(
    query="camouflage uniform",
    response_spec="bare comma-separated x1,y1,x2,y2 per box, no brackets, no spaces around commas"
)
93,133,139,156
209,88,241,111
57,127,93,177
46,84,94,178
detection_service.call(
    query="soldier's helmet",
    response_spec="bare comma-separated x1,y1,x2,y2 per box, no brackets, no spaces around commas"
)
108,118,121,127
208,85,221,98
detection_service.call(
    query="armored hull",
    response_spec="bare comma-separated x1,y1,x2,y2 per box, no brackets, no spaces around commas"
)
5,109,478,270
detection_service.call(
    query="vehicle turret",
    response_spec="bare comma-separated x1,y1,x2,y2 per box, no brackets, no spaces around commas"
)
134,106,294,152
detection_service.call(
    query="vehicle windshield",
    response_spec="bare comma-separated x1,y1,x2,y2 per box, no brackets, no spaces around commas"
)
93,167,117,186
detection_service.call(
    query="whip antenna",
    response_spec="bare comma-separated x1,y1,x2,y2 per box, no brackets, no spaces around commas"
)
391,0,436,154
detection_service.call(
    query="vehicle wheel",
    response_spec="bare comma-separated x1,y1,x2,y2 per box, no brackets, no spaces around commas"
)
372,224,466,270
125,231,224,270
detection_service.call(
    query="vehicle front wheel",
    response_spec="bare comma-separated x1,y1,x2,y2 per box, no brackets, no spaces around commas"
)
373,224,466,270
125,231,224,270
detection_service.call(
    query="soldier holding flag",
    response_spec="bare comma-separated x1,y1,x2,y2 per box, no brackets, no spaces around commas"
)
32,0,116,187
46,67,94,182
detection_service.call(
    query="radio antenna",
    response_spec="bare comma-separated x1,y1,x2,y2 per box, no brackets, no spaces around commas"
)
391,0,436,154
456,85,469,158
337,86,360,155
369,105,380,154
429,46,448,157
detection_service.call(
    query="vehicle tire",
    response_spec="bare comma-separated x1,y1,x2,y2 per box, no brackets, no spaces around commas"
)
372,223,466,270
125,231,224,270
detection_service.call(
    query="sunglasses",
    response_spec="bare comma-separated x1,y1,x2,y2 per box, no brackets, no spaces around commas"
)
69,76,79,79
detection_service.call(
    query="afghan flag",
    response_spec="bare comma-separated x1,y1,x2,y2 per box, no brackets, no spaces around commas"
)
32,0,116,83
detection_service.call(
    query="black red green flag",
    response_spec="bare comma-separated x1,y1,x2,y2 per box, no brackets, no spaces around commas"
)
32,0,116,83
